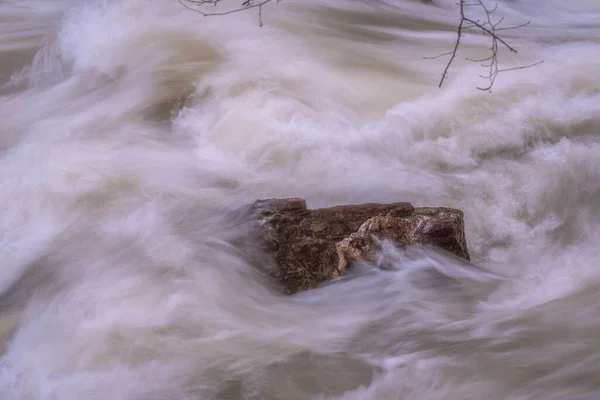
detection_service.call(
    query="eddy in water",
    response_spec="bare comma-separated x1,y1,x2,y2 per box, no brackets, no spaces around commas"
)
1,0,600,399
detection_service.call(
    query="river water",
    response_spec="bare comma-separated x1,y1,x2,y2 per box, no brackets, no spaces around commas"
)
1,0,600,399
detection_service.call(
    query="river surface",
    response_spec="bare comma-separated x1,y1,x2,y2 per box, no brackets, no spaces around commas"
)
1,0,600,399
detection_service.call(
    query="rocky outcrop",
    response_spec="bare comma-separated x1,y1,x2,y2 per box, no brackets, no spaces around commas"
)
249,198,469,294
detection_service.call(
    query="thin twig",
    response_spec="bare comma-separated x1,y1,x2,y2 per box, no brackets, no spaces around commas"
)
438,16,464,88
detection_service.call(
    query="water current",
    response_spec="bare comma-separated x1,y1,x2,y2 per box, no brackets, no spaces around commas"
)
1,0,600,398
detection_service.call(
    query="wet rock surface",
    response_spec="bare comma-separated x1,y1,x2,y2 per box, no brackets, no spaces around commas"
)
249,198,469,294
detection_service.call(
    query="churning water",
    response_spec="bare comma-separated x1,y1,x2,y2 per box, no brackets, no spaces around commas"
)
1,0,600,398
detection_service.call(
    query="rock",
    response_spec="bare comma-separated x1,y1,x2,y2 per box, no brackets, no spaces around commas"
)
249,198,469,294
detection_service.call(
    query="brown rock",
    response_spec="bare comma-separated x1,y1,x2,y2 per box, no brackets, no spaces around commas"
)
249,198,469,294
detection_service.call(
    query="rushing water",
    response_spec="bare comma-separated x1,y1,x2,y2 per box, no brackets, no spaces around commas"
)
1,0,600,398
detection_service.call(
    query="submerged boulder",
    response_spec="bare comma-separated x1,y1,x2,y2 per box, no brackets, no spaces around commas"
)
249,198,469,294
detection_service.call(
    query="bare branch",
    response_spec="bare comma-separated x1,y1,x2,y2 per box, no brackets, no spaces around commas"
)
178,0,279,26
426,0,542,92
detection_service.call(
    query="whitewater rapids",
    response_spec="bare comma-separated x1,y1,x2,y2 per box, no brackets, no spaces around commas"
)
1,0,600,398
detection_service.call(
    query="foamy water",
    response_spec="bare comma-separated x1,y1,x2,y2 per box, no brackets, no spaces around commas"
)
1,0,600,398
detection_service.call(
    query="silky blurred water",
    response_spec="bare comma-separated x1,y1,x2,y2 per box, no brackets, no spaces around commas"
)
1,0,600,399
